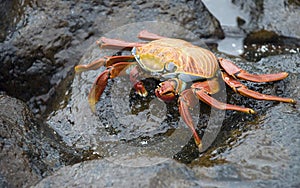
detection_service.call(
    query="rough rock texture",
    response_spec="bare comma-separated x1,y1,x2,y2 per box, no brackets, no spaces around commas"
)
34,50,300,188
0,95,92,187
192,54,300,187
1,0,299,187
0,96,40,187
0,0,223,116
34,157,202,188
232,0,300,39
0,0,31,42
44,46,300,187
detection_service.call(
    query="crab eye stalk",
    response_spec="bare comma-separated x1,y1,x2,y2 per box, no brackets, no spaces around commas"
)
165,62,177,72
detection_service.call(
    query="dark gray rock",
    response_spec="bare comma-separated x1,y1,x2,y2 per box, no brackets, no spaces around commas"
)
0,0,223,116
232,0,300,39
34,157,202,188
34,52,300,188
0,95,41,187
192,53,300,187
47,23,205,162
0,0,31,42
45,22,299,184
0,95,93,187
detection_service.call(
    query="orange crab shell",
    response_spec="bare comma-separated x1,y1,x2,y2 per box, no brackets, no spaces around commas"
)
133,38,219,80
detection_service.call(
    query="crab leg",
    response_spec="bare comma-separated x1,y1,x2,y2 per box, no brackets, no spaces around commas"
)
178,89,203,149
191,79,256,114
75,55,135,73
221,71,296,104
137,30,165,40
219,58,289,82
88,62,147,112
88,62,134,112
99,37,145,50
129,65,148,97
155,78,203,149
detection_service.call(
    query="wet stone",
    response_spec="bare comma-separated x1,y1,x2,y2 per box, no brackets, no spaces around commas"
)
0,95,91,187
192,54,300,187
0,0,223,116
47,23,207,161
34,50,300,188
45,22,299,184
232,0,300,39
34,157,202,188
0,0,299,186
0,95,41,187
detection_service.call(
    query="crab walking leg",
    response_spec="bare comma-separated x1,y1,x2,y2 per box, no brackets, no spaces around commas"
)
137,30,166,40
75,55,135,73
191,78,256,114
88,62,137,112
178,89,203,149
99,37,145,50
221,71,296,104
129,65,148,97
219,58,289,82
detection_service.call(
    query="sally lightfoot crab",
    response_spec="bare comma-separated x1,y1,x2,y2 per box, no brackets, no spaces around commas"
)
75,30,296,150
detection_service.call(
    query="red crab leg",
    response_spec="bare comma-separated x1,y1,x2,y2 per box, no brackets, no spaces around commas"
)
191,79,256,114
192,79,256,114
221,71,296,104
137,30,165,40
75,55,135,73
219,58,289,82
98,37,145,50
88,62,137,112
178,89,203,149
129,65,148,97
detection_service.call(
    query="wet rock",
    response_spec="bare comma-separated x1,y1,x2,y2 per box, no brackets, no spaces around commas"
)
192,53,300,187
0,95,92,187
34,54,299,187
0,0,31,42
0,95,40,187
34,157,202,188
232,0,300,39
0,36,295,187
244,30,280,45
0,0,223,116
46,12,299,180
47,23,206,161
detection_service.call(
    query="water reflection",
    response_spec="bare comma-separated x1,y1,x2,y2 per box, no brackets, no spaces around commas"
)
202,0,248,56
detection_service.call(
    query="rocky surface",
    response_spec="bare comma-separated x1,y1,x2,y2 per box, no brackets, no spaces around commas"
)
36,54,300,187
0,95,96,187
0,95,40,187
33,53,300,188
0,0,223,117
232,0,300,39
34,157,202,188
0,0,299,187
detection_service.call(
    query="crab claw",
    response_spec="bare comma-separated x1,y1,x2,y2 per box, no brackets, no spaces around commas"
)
88,70,109,112
134,81,148,97
155,80,177,102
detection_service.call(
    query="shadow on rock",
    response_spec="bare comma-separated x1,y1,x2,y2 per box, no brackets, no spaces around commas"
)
0,95,100,187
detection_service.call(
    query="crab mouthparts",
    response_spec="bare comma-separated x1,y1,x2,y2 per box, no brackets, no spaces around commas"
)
155,83,176,102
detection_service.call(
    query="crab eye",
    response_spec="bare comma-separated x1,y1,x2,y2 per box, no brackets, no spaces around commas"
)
131,47,137,55
165,62,177,72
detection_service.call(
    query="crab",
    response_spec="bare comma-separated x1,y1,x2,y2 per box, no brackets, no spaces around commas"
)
75,30,296,150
